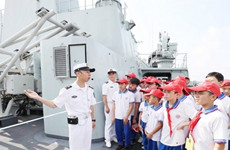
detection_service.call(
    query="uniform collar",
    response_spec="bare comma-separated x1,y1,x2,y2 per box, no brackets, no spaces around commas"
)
166,99,180,109
108,79,116,84
72,82,87,91
202,105,218,115
129,88,137,93
144,101,148,106
153,104,162,111
119,89,128,94
218,92,226,100
178,95,187,102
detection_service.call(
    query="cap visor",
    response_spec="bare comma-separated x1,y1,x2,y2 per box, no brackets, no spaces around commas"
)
89,68,95,72
159,86,173,91
186,86,206,92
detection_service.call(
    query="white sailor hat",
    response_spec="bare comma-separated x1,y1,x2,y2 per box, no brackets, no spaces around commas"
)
73,63,95,72
107,68,117,74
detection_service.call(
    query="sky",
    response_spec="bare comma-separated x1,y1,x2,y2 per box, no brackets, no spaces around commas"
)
0,0,230,81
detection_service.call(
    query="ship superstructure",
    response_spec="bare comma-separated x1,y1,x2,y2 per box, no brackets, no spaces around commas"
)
0,0,188,142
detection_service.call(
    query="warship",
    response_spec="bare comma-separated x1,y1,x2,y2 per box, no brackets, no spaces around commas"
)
0,0,188,149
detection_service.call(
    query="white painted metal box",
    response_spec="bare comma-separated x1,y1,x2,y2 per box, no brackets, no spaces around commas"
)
5,75,34,94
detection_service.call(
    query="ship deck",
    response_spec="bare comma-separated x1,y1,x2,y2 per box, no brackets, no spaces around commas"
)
0,107,143,150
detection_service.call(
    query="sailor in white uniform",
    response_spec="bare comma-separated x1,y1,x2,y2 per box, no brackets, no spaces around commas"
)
102,68,119,147
24,63,96,150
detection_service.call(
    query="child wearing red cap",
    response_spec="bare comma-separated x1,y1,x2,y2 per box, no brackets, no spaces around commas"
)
112,77,134,150
221,79,230,97
158,83,196,150
126,72,137,83
128,78,142,144
139,88,152,150
145,89,164,150
181,81,228,150
206,72,230,149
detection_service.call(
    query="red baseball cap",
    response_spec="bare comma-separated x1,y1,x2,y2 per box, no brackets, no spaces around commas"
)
159,83,182,94
187,80,221,97
173,77,189,95
145,89,164,98
139,88,152,93
125,72,136,78
221,79,230,87
146,77,161,85
116,77,128,84
140,79,145,83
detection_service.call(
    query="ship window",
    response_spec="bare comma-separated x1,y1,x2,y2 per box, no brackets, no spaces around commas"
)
54,47,67,77
56,0,79,13
143,72,172,81
68,44,87,78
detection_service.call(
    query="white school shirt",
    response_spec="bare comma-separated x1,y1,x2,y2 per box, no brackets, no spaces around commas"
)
102,79,119,102
178,95,197,136
192,105,228,150
112,89,135,120
129,88,142,116
145,105,163,141
160,100,196,146
139,101,152,123
179,95,197,110
214,93,230,139
53,82,96,117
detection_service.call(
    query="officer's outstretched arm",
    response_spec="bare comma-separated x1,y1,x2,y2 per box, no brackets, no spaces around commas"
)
24,89,57,108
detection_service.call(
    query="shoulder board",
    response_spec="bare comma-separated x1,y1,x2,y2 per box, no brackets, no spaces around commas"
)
105,81,109,84
65,85,72,90
89,86,94,89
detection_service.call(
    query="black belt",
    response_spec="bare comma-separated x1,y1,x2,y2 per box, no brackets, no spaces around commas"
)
67,117,78,125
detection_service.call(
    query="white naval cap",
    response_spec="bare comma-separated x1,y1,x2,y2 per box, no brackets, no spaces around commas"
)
107,68,117,74
73,63,95,72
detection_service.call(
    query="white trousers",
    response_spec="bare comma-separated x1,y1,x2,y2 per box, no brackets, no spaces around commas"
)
104,102,116,142
69,117,92,150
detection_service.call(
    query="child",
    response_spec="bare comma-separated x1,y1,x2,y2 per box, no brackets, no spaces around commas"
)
146,77,161,89
159,82,196,150
128,78,142,143
112,77,134,150
139,88,152,150
173,76,198,110
145,89,164,150
184,81,228,150
206,72,230,149
221,79,230,97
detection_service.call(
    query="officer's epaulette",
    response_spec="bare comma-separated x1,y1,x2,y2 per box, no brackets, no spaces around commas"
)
89,86,94,89
65,85,72,90
105,81,109,84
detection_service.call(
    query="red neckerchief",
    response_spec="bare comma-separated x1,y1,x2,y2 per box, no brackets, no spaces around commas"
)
166,107,174,137
188,110,202,142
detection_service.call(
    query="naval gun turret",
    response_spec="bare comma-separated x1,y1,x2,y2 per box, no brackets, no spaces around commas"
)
141,31,188,80
148,31,177,68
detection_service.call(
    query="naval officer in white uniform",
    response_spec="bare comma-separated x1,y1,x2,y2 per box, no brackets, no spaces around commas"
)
24,63,96,150
102,68,119,147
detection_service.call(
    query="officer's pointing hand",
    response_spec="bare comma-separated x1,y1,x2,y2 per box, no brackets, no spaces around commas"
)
24,89,39,100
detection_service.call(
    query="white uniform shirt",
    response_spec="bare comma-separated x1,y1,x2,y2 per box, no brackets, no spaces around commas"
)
160,100,196,146
214,93,230,140
112,89,134,120
52,82,96,117
192,105,228,150
145,105,163,141
178,95,197,136
179,95,197,110
139,101,152,123
102,80,119,102
129,88,142,116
